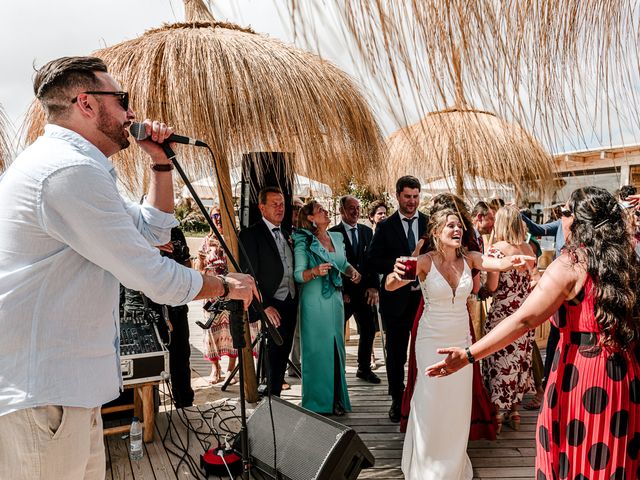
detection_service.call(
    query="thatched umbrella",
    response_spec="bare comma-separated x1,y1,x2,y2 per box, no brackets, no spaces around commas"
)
387,108,555,199
24,0,385,401
288,1,639,150
0,105,11,172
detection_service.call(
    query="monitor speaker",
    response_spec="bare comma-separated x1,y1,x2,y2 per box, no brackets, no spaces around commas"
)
239,152,293,231
244,396,374,480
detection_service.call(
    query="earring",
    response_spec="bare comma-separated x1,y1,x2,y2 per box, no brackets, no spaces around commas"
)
312,221,317,228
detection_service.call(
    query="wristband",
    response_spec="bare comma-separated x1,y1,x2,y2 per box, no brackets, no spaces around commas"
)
151,163,174,172
465,346,475,364
218,275,230,299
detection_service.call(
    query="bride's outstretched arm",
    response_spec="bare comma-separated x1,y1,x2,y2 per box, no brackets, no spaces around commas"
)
467,250,536,273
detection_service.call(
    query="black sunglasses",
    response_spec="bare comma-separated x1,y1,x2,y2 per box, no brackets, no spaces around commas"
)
72,91,129,111
560,207,573,218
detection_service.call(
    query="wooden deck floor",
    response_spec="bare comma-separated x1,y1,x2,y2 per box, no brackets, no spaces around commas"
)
105,302,537,479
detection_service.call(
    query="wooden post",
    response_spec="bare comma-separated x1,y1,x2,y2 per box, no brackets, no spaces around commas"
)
215,157,259,403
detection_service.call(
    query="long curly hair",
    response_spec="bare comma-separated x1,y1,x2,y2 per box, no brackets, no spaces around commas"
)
427,208,466,259
565,186,640,349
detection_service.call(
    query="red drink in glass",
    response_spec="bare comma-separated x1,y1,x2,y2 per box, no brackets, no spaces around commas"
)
399,256,418,280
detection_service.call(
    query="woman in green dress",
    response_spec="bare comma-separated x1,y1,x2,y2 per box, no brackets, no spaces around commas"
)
292,200,362,415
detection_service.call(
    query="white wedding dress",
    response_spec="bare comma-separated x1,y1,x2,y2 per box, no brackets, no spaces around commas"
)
401,259,474,480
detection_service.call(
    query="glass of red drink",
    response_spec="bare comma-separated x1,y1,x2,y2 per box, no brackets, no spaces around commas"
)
399,256,418,280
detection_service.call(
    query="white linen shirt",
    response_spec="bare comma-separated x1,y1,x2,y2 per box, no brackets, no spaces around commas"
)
0,124,202,416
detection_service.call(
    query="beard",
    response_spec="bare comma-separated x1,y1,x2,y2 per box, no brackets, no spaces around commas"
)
96,103,130,151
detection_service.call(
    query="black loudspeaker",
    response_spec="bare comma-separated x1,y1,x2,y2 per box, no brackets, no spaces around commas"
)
239,152,294,231
245,396,374,480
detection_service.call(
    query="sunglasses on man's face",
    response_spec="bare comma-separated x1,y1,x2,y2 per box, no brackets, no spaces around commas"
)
72,91,129,111
560,207,573,218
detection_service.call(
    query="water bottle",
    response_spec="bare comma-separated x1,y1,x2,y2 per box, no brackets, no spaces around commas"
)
129,417,143,461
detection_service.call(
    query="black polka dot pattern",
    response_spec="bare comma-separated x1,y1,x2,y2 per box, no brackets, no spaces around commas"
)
562,364,579,392
552,350,560,371
578,345,601,358
588,442,610,470
573,475,589,480
558,452,569,479
609,467,625,480
606,354,627,381
628,432,640,460
567,419,586,447
630,378,640,404
610,410,629,438
536,469,547,480
547,383,558,409
552,421,560,445
539,425,550,452
582,387,609,414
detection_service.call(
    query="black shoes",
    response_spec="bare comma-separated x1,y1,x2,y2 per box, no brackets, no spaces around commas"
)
356,369,381,384
333,402,346,416
388,399,401,423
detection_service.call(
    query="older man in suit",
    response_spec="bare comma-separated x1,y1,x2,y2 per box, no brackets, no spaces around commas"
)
367,176,427,422
329,195,380,384
239,186,297,397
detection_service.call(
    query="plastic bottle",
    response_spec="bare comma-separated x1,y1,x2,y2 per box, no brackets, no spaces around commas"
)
129,417,143,461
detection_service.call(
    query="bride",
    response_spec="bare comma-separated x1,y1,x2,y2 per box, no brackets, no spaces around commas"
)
386,208,534,480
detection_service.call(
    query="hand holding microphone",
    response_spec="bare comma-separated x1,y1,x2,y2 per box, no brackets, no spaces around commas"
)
129,121,207,146
129,120,176,162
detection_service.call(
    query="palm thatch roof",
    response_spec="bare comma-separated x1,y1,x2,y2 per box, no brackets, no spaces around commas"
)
0,105,12,172
24,0,385,194
387,108,555,198
288,1,640,150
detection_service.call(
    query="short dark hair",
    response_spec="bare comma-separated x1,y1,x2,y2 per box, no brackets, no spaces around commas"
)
33,56,108,120
619,185,637,200
395,175,421,194
368,199,388,219
258,186,284,205
339,195,358,210
472,201,491,218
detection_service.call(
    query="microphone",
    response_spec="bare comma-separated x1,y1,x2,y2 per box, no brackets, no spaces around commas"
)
129,122,207,147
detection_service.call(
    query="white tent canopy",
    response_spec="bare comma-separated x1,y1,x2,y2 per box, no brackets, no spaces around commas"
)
181,167,332,204
421,175,515,203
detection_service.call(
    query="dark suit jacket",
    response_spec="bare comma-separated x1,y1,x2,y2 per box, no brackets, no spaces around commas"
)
328,222,378,298
239,219,294,314
366,211,428,317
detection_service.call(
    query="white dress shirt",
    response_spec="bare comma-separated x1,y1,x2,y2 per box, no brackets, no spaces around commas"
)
341,220,359,248
0,125,202,415
399,211,420,243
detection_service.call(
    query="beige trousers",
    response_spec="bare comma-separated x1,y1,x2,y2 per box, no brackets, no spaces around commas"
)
0,406,105,480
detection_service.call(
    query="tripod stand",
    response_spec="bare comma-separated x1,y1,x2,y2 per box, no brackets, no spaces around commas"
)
221,322,301,393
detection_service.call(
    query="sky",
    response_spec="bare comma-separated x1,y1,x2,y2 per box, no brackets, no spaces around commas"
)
1,0,638,157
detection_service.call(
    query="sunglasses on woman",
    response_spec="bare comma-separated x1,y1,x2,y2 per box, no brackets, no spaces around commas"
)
560,207,573,217
71,91,129,111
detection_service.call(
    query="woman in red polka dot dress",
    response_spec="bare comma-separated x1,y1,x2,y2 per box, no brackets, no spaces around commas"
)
426,186,640,479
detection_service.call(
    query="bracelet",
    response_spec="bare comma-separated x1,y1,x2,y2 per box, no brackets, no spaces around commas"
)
218,275,230,298
151,163,174,172
465,346,475,364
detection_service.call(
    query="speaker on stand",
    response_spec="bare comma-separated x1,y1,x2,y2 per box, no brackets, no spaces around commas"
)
239,152,293,231
242,396,375,480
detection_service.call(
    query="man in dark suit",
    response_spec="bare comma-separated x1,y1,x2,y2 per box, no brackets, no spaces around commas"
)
367,176,427,422
329,195,381,384
239,186,297,397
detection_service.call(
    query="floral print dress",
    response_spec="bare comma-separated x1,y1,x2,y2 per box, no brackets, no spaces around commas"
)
482,246,535,411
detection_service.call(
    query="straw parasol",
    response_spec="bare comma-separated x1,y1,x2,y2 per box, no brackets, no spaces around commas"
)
0,105,11,172
288,1,640,150
386,108,555,199
24,0,384,196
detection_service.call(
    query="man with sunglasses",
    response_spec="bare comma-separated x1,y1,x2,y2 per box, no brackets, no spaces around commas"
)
0,56,257,479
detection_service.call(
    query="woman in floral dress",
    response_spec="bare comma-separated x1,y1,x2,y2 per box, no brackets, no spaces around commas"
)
483,205,539,432
198,208,258,384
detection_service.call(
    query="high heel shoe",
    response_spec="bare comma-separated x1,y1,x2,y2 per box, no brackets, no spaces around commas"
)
495,413,504,435
333,402,346,417
507,412,521,431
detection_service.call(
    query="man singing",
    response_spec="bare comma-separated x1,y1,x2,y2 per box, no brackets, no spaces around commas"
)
0,56,257,479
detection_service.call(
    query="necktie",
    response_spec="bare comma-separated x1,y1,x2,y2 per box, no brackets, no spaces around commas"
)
350,226,359,253
403,217,416,253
